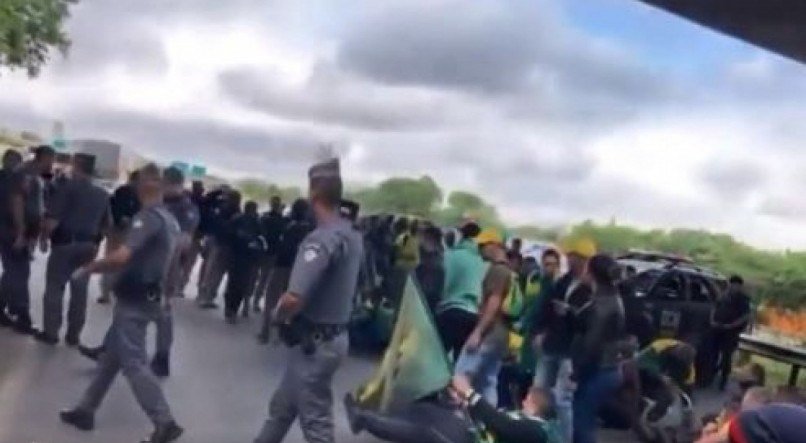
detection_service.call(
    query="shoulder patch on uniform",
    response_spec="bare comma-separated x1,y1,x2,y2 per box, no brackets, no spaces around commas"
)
303,247,319,263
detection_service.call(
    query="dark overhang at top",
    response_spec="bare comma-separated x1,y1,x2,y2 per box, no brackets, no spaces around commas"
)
638,0,806,64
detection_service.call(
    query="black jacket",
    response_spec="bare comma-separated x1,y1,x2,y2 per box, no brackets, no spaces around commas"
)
226,212,264,260
533,272,592,355
110,184,140,228
570,286,626,380
259,210,287,256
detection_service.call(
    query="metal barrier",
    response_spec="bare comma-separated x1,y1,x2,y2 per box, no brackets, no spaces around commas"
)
739,334,806,387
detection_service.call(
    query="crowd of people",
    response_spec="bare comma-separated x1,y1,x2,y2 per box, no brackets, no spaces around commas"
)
0,144,804,443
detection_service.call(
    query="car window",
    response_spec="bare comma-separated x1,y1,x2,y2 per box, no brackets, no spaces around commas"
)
630,270,662,297
649,271,686,301
689,275,718,303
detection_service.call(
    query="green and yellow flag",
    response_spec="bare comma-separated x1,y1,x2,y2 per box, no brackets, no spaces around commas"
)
354,277,451,413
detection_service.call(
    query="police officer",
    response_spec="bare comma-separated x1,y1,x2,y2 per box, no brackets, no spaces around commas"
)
0,149,24,327
152,166,199,376
34,153,110,346
253,158,363,443
60,163,183,443
2,145,56,334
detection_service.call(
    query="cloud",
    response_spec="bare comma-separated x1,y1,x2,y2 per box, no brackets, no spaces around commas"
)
699,160,768,200
218,62,467,131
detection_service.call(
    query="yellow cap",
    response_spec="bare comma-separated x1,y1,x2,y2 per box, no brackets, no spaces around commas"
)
476,228,504,246
562,237,597,258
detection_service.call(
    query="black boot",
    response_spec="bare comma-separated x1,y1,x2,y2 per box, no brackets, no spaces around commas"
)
141,421,183,443
0,311,13,327
33,330,59,345
150,353,170,377
12,314,35,335
60,408,95,431
78,344,105,362
343,394,365,435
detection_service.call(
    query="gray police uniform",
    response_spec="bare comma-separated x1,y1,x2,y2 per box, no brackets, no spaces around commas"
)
254,217,363,443
41,176,109,342
155,194,197,356
76,203,180,426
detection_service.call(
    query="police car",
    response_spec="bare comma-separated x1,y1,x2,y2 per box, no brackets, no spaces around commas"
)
618,251,727,386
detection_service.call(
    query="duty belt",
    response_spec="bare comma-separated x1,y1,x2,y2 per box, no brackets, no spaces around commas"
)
310,324,347,342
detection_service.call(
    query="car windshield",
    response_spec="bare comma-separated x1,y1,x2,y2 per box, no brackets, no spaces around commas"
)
630,270,663,297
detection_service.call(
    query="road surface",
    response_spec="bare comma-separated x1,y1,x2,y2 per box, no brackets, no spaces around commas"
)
0,253,723,443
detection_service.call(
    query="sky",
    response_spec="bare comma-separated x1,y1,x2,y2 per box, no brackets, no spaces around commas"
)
2,0,806,249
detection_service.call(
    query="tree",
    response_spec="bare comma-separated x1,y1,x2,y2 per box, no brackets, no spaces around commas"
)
435,191,501,228
235,179,302,206
351,176,442,218
0,0,77,77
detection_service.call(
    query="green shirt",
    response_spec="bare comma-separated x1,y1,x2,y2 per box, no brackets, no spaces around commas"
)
438,239,488,315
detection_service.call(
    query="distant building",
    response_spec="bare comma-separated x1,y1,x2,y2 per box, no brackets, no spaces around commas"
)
69,139,148,183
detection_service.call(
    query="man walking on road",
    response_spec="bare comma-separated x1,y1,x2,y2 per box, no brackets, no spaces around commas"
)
60,163,183,443
1,145,55,334
253,158,363,443
35,153,110,346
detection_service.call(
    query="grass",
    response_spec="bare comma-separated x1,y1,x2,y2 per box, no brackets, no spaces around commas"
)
749,355,800,387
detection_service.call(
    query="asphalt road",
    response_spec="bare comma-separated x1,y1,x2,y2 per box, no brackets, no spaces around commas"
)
0,252,724,443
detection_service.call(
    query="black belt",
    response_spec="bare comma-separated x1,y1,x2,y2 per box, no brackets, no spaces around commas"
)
310,324,347,342
52,233,97,245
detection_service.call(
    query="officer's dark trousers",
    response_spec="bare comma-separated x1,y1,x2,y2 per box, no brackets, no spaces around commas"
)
713,330,740,389
154,301,173,356
254,333,348,443
0,242,32,327
77,300,175,426
354,402,474,443
42,242,95,341
224,258,255,318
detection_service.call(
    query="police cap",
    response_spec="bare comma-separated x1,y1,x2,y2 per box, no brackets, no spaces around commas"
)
308,157,342,204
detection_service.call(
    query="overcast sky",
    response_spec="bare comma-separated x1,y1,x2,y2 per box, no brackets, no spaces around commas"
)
1,0,805,249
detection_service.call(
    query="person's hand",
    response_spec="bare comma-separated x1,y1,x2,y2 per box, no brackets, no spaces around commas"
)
71,266,90,281
532,334,544,351
553,300,570,316
451,375,473,399
464,331,482,353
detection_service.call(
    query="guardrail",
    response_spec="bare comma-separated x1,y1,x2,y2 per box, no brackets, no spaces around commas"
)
739,334,806,387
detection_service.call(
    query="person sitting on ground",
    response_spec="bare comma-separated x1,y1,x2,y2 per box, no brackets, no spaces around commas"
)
698,362,767,442
344,374,561,443
698,402,806,443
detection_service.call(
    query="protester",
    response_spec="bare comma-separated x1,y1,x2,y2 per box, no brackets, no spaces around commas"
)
436,221,486,362
711,275,752,391
386,217,418,306
500,249,562,409
454,228,522,406
415,224,445,313
344,375,561,443
532,239,595,391
571,253,626,443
